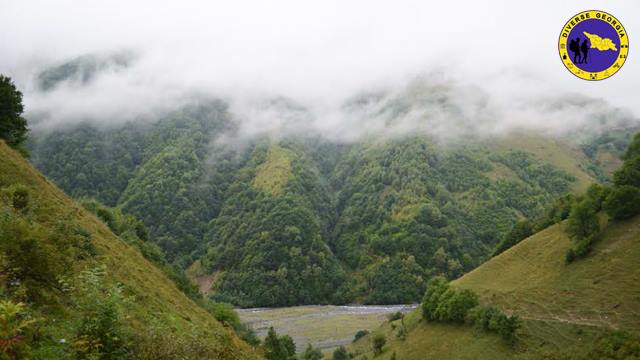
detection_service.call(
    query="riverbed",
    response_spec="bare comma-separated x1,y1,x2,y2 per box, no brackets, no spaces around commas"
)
237,304,416,353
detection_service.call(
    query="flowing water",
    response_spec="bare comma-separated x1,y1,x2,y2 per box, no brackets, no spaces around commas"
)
238,304,416,353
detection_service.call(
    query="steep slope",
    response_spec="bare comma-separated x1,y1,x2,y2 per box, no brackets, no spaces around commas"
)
488,134,599,193
196,142,344,307
329,136,583,304
349,214,640,359
0,141,258,359
30,101,235,266
27,94,636,307
457,216,640,332
29,120,626,307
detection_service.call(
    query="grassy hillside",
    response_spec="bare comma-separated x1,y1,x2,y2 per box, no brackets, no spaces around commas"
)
457,216,640,333
349,214,640,359
252,145,295,195
0,141,259,359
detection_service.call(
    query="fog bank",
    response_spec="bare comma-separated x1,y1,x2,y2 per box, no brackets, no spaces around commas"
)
1,0,638,141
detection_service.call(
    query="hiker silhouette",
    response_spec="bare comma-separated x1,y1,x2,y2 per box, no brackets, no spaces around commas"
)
569,37,582,64
581,38,589,64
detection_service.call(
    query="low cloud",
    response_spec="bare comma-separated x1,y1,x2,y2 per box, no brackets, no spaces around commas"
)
222,72,637,145
0,0,638,141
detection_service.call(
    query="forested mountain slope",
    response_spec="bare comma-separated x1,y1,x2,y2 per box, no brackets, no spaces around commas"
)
197,143,345,307
349,131,640,358
328,137,580,302
0,141,259,359
30,101,236,263
27,92,638,307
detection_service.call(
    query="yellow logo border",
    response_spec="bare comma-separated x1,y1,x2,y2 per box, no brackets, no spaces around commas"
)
558,10,629,81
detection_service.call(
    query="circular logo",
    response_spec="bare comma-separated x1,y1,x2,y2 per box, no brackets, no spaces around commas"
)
559,10,629,81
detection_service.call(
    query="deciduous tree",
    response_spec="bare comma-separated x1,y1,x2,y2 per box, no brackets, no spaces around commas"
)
0,75,27,148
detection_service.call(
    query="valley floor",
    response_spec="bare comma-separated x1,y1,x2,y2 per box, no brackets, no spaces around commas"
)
238,304,416,354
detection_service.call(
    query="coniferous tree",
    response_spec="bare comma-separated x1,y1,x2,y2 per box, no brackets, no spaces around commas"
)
263,327,296,360
264,327,287,360
301,344,323,360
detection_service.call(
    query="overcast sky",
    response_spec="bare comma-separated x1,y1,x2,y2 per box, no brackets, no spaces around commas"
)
0,0,638,136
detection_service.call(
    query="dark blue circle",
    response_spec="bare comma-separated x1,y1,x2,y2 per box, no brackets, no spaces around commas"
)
568,18,620,72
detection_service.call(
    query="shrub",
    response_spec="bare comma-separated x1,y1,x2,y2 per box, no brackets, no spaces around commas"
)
468,305,521,344
333,346,350,360
565,248,576,263
372,334,386,356
207,302,240,327
134,320,248,360
10,185,29,211
301,344,323,360
574,238,592,258
72,266,132,359
533,193,575,232
236,323,260,347
496,314,521,344
622,133,640,160
585,183,610,211
388,311,403,322
566,199,600,241
353,329,369,343
493,219,532,256
470,305,501,331
204,301,260,346
435,288,479,323
604,185,640,220
396,324,407,341
422,277,480,323
613,156,640,188
421,276,449,321
73,227,97,258
587,331,640,359
0,300,36,358
96,207,117,232
0,215,65,301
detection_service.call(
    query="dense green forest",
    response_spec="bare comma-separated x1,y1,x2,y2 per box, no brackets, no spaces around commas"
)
563,132,640,262
31,101,237,267
201,143,345,306
349,132,640,360
328,139,576,303
27,99,636,307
